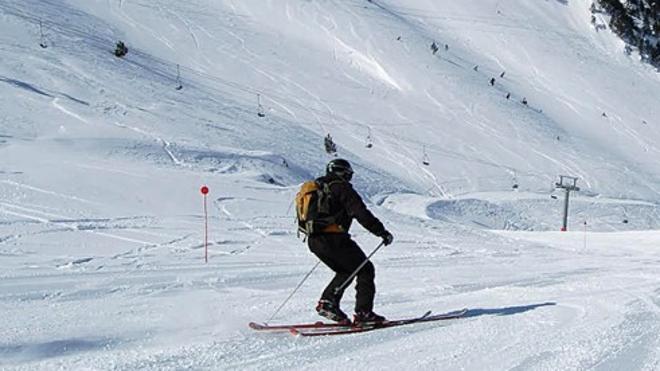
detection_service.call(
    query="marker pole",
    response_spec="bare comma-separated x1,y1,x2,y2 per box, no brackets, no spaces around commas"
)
201,185,209,263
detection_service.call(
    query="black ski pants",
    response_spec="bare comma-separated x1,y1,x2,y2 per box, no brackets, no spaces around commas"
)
308,233,375,313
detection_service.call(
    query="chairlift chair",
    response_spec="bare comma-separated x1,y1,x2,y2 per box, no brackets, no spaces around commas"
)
257,93,266,117
39,21,47,48
324,134,337,155
175,64,183,90
422,146,430,165
512,173,519,189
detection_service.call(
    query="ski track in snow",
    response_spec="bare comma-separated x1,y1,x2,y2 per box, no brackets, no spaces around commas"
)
0,201,155,246
1,0,660,369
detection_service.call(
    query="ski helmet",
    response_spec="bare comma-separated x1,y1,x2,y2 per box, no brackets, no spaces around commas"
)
326,158,353,181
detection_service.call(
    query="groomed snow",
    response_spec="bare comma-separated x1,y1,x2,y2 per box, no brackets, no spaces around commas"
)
1,0,660,369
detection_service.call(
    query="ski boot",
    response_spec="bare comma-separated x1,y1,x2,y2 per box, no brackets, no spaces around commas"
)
353,311,386,326
316,300,349,323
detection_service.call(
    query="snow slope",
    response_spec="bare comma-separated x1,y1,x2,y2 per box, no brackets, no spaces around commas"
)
1,0,660,369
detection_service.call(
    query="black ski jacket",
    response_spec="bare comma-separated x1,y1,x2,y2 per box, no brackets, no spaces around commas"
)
315,175,386,237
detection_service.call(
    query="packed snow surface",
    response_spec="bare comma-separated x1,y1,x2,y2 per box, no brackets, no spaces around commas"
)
1,0,660,369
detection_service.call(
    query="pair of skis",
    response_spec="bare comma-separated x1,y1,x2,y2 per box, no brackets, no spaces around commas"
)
249,308,468,337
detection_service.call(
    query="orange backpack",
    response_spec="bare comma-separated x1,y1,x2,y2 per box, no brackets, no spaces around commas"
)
295,180,343,236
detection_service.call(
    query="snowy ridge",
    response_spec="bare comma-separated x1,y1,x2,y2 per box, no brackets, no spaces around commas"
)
2,0,660,369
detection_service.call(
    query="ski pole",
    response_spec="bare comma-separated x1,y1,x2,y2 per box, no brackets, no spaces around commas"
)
333,241,385,295
266,260,321,324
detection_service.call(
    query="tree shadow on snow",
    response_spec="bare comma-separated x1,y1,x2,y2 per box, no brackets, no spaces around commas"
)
0,337,116,365
464,302,556,318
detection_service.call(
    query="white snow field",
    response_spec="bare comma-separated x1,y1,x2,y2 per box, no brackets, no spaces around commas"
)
1,0,660,369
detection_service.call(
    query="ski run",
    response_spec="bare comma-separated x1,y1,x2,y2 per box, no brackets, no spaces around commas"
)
2,0,660,370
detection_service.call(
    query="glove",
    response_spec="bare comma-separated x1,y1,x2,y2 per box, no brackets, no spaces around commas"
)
381,230,394,246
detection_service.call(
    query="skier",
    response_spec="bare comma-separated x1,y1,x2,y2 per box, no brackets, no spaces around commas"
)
308,159,394,325
490,77,496,86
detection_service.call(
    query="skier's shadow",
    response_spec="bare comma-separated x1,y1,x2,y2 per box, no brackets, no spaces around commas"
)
464,302,556,318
